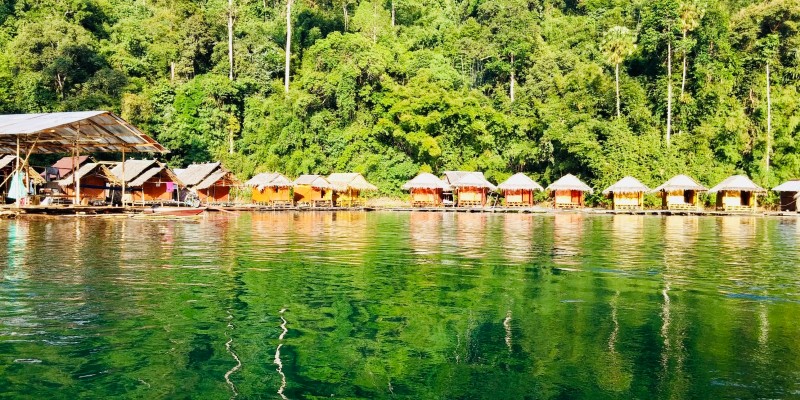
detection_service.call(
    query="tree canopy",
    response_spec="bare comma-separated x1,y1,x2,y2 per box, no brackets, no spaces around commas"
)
1,0,800,196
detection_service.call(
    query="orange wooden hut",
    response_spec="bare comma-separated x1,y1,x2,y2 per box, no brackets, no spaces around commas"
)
546,174,593,208
772,180,800,212
602,176,649,210
497,173,543,207
176,162,240,204
402,173,452,207
328,173,378,207
293,175,334,206
246,172,294,205
111,159,183,204
651,174,707,210
57,162,120,205
442,171,497,207
708,175,766,212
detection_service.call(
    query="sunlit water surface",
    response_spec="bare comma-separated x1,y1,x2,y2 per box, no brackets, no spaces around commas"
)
1,212,799,399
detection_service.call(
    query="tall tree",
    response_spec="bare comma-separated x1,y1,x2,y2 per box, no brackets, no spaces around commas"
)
285,0,293,93
228,0,235,81
602,26,636,118
678,1,704,99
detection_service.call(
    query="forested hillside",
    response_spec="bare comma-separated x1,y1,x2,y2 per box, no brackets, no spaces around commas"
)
1,0,799,195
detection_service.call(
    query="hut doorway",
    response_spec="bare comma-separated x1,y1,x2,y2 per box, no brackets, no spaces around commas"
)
684,190,694,205
741,191,752,206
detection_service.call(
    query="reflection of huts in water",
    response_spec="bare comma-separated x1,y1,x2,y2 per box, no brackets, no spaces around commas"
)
111,160,183,204
610,215,645,263
409,212,445,255
293,175,334,207
651,174,707,210
719,215,757,251
0,155,45,202
546,174,593,208
175,162,240,204
498,173,543,207
442,171,497,207
708,175,766,212
327,173,378,207
57,163,120,205
402,173,451,207
292,212,336,245
503,214,536,262
603,177,649,210
771,180,800,212
246,173,294,205
552,213,584,266
455,213,489,258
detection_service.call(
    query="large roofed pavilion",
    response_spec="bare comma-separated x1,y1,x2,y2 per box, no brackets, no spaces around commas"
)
0,111,167,154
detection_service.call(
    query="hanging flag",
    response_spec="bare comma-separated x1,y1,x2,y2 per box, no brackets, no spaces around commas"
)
7,172,27,200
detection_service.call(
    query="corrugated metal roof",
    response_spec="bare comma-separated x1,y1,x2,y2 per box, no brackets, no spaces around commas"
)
0,111,167,154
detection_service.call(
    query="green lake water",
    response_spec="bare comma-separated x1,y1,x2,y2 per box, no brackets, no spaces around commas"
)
1,212,799,399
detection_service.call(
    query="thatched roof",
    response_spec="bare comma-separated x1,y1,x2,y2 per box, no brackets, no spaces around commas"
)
498,173,544,191
245,172,294,190
57,163,121,187
294,174,332,189
402,173,452,190
110,159,183,187
773,180,800,192
546,174,594,193
651,174,707,193
708,175,766,193
602,176,649,195
442,171,496,190
328,173,378,191
0,155,16,170
0,155,45,184
177,162,239,189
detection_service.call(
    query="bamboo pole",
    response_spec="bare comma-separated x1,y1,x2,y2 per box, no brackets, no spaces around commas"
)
74,123,81,205
121,148,126,207
14,136,20,208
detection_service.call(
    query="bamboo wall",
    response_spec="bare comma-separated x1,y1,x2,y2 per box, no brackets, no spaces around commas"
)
294,185,331,203
61,176,108,203
198,184,231,203
504,189,533,206
252,187,292,203
611,192,643,209
457,187,486,205
554,189,583,207
410,188,442,205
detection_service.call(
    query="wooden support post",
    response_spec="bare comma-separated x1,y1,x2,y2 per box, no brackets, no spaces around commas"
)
73,124,81,205
121,148,126,207
14,136,20,208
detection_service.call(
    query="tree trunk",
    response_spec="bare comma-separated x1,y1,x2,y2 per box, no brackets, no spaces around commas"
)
371,1,377,43
391,1,395,27
284,0,292,94
343,1,349,31
680,30,687,100
228,0,234,81
766,61,772,175
667,38,673,146
509,53,515,103
229,127,234,154
615,62,620,118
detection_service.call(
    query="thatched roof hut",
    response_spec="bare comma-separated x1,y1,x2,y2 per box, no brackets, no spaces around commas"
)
602,176,649,194
245,172,293,205
328,173,378,192
110,159,183,203
402,173,451,191
546,174,593,193
498,173,544,191
708,175,766,194
294,174,333,188
293,174,334,205
651,175,707,193
441,171,496,207
773,180,800,212
58,163,120,187
246,172,294,190
176,162,240,203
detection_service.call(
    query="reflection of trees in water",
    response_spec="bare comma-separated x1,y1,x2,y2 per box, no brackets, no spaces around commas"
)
595,291,632,392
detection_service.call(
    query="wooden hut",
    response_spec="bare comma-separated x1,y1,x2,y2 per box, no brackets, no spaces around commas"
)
497,173,543,207
43,155,90,182
246,172,294,205
57,163,120,205
546,174,593,208
602,176,649,210
651,175,707,210
293,175,333,207
441,171,496,207
708,175,766,212
402,173,452,207
176,162,240,204
328,173,378,207
111,160,183,204
772,180,800,212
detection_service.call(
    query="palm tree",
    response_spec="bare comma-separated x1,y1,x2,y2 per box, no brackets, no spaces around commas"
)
678,1,705,99
602,26,637,118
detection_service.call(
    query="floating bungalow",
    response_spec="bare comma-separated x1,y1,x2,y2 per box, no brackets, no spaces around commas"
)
772,180,800,212
442,171,497,207
402,173,452,207
602,176,650,210
176,162,240,204
708,175,766,212
57,162,120,205
293,175,334,206
497,173,543,207
246,172,294,205
546,174,593,208
328,173,378,207
111,160,183,204
651,175,707,210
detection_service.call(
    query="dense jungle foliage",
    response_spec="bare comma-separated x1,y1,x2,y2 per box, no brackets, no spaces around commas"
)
0,0,799,196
